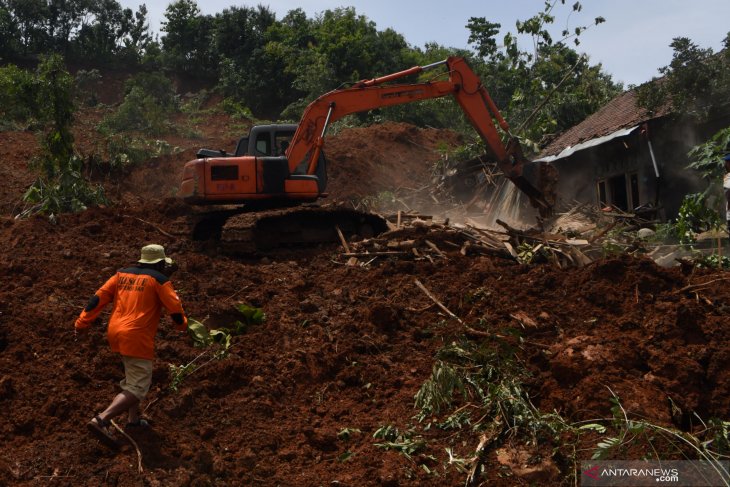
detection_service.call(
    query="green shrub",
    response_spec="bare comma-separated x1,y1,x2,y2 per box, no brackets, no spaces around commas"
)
19,55,106,218
675,193,722,244
74,69,102,107
220,97,254,120
102,72,178,135
0,64,38,126
21,156,107,217
124,72,178,109
88,135,179,176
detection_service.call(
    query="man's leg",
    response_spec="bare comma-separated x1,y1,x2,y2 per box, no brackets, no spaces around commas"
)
127,401,141,424
118,356,153,425
87,392,133,448
95,390,139,423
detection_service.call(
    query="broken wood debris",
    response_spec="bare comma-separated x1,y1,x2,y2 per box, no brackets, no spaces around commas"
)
414,279,463,323
339,220,513,263
335,225,350,254
335,203,673,268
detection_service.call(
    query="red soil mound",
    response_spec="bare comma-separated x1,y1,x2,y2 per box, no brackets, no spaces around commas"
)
1,105,728,486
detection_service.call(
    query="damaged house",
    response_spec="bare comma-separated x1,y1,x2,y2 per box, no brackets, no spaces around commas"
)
536,86,729,220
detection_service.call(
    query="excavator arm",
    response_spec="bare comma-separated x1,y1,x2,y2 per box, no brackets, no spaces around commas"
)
286,56,551,212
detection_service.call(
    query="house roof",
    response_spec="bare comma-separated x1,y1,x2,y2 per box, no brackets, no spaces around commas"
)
538,86,672,159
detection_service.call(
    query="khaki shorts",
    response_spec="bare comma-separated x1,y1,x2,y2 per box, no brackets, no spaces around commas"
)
119,356,153,401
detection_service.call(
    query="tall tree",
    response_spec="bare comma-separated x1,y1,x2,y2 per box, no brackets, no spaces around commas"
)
75,0,127,63
161,0,214,75
270,7,411,119
642,34,730,196
8,0,48,56
213,5,282,115
46,0,87,55
466,1,618,149
118,4,152,64
638,34,730,121
0,1,20,60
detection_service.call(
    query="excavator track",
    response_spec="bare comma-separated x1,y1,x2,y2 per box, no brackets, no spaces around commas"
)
176,205,389,255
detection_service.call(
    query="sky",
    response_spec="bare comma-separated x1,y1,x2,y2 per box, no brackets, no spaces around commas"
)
119,0,730,87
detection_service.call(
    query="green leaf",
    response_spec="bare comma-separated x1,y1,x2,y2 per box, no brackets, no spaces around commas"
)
187,318,211,347
337,427,361,441
338,451,353,462
579,423,607,433
235,303,266,325
210,329,232,349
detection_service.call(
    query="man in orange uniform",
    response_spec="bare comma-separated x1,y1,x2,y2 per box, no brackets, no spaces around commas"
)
75,244,188,448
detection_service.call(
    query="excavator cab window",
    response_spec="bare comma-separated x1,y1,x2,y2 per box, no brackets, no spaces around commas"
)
274,132,293,156
254,133,271,156
234,137,249,156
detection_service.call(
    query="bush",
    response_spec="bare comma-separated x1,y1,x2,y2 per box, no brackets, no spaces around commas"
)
123,72,178,110
220,97,254,121
102,72,178,135
74,69,102,107
21,156,107,217
88,134,179,176
18,55,106,218
675,193,722,244
0,64,38,127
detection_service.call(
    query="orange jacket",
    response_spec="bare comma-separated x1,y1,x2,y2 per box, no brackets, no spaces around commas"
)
75,266,187,360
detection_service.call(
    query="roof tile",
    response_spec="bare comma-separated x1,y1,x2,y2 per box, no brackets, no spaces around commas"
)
538,86,672,158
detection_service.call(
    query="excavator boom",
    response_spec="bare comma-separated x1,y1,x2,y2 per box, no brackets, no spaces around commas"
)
286,56,549,210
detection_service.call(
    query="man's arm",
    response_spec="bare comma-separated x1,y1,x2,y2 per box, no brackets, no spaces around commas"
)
75,274,117,330
158,281,188,331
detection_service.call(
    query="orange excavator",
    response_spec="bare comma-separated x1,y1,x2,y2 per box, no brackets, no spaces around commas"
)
179,56,552,253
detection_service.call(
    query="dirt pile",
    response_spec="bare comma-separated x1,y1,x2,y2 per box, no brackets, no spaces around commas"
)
0,104,729,486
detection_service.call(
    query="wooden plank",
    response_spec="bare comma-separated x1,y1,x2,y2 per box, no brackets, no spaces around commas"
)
425,239,446,258
414,279,462,323
335,226,351,254
387,239,416,250
503,241,518,258
342,251,408,257
565,238,590,246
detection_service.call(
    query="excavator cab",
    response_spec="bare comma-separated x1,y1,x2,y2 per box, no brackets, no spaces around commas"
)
182,124,327,205
239,124,296,157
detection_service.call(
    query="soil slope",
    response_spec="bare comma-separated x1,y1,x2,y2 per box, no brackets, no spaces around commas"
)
0,101,729,486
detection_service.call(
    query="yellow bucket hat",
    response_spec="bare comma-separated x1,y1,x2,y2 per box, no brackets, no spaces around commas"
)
138,244,173,264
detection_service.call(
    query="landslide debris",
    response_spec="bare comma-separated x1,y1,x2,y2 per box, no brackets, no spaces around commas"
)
1,104,729,486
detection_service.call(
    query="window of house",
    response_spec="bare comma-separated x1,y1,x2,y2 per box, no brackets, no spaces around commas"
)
630,173,640,210
596,172,639,211
597,180,608,207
